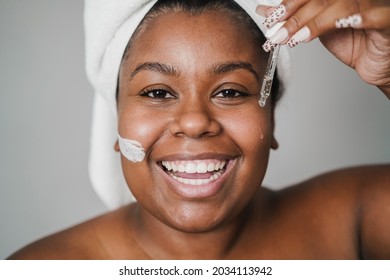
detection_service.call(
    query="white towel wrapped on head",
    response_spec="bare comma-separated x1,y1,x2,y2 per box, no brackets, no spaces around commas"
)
84,0,291,210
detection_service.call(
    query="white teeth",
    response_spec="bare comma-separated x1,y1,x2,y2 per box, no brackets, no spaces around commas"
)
185,162,197,174
207,163,215,172
196,163,208,173
178,164,185,172
161,160,228,186
161,160,227,174
172,171,223,186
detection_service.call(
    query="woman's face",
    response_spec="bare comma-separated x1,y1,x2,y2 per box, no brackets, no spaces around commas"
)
117,10,274,232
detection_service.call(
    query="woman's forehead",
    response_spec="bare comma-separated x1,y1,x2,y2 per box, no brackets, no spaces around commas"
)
123,10,266,71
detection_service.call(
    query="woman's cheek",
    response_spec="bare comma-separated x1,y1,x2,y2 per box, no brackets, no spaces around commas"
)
223,107,272,155
118,107,168,158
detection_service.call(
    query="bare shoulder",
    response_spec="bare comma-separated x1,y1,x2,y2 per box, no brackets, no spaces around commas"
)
355,164,390,259
7,222,98,260
7,204,144,260
268,164,390,259
276,164,389,207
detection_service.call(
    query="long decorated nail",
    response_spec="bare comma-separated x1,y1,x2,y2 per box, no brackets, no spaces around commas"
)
335,14,362,28
262,40,277,52
269,27,289,44
287,26,311,48
263,5,286,29
256,5,274,17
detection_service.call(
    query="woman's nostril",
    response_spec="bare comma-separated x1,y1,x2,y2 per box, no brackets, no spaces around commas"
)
169,111,222,138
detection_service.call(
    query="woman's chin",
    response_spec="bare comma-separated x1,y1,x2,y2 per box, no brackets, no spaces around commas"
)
152,200,241,234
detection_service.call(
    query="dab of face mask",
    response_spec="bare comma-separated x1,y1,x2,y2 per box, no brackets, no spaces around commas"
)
117,134,145,162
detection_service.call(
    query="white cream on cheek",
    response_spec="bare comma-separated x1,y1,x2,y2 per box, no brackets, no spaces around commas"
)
117,134,145,163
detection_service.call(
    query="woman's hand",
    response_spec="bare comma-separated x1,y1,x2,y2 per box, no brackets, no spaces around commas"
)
257,0,390,98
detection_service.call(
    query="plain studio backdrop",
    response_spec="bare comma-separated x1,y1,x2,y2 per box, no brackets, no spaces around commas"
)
0,1,389,259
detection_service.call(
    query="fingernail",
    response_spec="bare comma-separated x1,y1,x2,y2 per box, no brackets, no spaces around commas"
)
287,26,311,48
256,5,274,17
269,27,289,44
335,14,362,29
263,5,286,29
262,40,277,52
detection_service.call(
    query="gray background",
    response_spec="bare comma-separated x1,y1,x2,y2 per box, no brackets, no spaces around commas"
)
0,1,389,259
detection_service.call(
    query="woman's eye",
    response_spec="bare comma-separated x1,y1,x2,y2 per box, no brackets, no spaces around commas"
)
141,89,174,99
215,89,245,98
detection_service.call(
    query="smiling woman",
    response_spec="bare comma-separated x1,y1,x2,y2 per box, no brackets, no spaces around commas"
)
115,6,275,237
6,0,390,260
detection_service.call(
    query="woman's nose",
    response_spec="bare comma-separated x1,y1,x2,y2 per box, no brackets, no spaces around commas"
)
169,102,222,139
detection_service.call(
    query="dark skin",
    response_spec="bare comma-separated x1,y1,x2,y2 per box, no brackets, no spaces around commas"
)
8,10,390,260
8,165,390,259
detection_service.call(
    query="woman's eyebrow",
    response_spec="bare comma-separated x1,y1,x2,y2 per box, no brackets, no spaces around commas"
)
129,61,259,82
129,62,179,80
211,61,260,82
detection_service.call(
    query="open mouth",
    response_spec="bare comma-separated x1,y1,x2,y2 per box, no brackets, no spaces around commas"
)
160,159,228,186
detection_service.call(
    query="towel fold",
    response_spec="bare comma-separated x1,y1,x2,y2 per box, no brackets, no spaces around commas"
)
84,0,290,209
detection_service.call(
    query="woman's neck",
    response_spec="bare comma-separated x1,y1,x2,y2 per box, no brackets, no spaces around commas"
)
129,203,252,259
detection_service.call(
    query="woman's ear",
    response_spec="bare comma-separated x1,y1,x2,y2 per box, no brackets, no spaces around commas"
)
271,135,279,150
114,140,120,152
271,108,279,150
